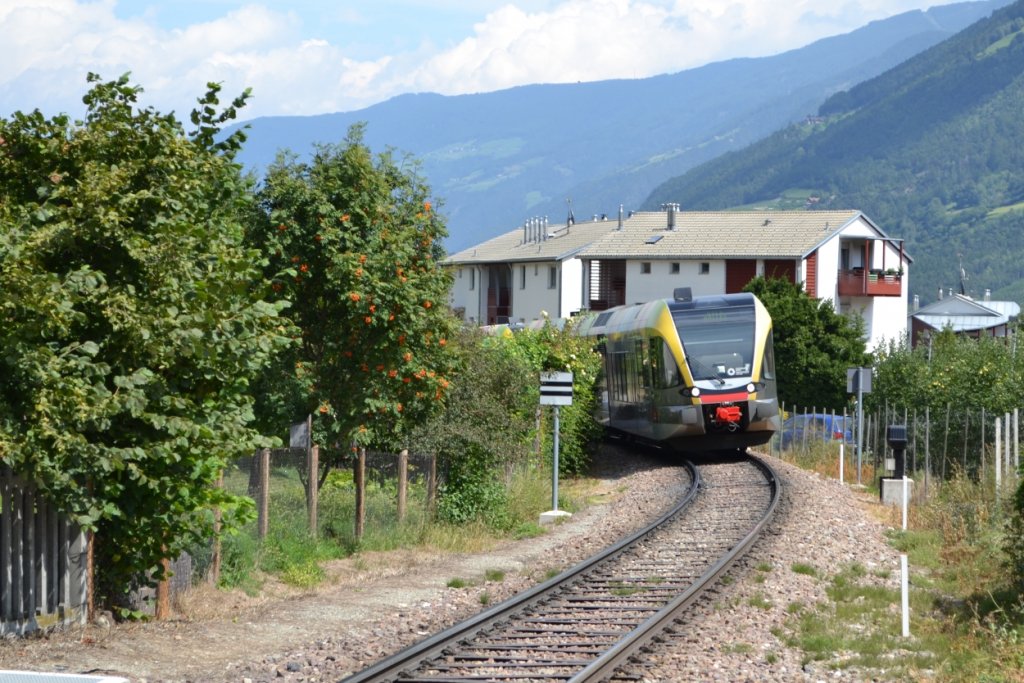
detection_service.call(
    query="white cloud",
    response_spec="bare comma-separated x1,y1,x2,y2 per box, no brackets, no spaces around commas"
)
386,0,915,97
0,0,962,120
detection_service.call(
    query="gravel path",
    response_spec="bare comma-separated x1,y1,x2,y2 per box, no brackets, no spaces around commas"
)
0,445,900,682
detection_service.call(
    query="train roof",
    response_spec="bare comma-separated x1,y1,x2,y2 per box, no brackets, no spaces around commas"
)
578,292,761,336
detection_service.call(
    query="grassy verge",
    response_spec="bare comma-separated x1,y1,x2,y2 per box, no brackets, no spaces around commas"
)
777,446,1024,681
212,460,593,593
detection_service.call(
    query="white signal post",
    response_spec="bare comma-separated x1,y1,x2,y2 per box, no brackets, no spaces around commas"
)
539,371,573,524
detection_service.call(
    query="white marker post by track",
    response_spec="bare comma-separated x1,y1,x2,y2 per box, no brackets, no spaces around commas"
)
539,371,573,525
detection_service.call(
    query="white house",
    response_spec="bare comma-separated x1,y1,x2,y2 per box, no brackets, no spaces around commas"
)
446,215,624,324
447,205,911,351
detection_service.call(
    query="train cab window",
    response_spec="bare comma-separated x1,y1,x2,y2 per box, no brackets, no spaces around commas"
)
671,300,755,381
762,330,776,380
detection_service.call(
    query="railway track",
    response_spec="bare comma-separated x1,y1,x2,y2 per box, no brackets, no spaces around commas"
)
342,452,779,683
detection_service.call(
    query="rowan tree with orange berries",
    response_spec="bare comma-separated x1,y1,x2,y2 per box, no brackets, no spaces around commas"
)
248,124,456,457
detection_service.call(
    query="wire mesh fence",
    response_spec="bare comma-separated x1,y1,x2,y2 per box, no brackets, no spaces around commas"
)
203,446,443,584
773,402,1022,497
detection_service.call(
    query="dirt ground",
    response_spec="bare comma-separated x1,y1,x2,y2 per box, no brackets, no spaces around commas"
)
0,469,636,682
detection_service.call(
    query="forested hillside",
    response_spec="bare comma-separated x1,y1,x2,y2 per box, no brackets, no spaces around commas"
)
644,0,1024,306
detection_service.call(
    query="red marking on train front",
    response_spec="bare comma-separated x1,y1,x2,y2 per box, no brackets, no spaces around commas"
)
705,391,748,403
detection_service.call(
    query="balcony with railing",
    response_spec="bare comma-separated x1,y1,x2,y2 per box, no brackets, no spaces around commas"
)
837,268,903,297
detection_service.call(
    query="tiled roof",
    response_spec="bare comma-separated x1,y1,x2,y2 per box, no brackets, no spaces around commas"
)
579,210,864,259
445,217,622,264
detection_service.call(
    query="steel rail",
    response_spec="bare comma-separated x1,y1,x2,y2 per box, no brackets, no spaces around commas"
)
340,459,700,683
568,453,781,683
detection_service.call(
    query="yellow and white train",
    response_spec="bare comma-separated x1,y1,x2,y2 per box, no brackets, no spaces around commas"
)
575,288,780,452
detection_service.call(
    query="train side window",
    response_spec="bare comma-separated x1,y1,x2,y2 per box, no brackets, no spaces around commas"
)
636,339,650,400
649,338,663,389
662,338,683,387
649,336,682,389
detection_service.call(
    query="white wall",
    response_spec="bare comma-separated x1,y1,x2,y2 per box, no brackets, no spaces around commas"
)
448,265,481,322
511,261,561,324
625,259,725,305
809,238,842,301
560,257,584,318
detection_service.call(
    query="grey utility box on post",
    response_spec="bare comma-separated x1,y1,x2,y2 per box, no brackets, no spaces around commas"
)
880,424,912,507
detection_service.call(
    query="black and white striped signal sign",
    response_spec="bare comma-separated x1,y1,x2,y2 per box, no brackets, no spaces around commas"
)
540,371,573,405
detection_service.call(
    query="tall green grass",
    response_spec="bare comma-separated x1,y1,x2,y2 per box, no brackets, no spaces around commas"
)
777,444,1024,681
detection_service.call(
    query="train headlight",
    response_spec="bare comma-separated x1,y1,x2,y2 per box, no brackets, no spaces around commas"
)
690,387,700,398
746,382,756,393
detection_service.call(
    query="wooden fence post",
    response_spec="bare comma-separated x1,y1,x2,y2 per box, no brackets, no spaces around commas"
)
924,406,931,498
307,445,319,537
942,403,951,480
257,448,270,540
397,449,408,522
426,453,437,515
354,447,366,541
209,470,223,586
156,553,170,620
981,407,986,483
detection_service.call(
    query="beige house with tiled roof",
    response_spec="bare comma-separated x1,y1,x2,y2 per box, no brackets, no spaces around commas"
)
446,206,910,350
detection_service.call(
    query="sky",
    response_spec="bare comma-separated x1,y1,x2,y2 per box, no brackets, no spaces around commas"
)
1,0,973,122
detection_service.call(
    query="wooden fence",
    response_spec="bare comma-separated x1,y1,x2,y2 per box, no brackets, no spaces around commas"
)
240,447,438,540
1,466,88,635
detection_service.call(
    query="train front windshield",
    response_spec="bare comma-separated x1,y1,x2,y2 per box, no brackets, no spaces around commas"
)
671,302,756,381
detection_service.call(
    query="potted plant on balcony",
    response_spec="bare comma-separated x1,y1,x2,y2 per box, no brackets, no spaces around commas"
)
883,267,903,283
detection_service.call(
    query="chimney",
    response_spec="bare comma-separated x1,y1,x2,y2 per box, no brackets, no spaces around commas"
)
523,219,529,244
618,204,624,230
664,203,678,231
542,216,549,241
913,294,920,311
938,287,943,300
984,288,991,302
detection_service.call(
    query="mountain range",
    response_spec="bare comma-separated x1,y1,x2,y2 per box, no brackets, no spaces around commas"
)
230,0,1012,255
645,0,1024,306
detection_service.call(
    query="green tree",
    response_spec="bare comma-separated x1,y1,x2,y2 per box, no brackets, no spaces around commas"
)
408,326,536,527
248,125,456,454
0,74,291,605
503,319,603,476
744,276,870,410
408,319,602,527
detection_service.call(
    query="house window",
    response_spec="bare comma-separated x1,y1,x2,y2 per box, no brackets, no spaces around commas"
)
469,268,475,290
641,262,651,274
520,265,526,289
548,266,558,289
670,262,680,274
700,262,710,275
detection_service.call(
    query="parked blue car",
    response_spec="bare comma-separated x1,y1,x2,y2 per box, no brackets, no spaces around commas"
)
780,413,854,449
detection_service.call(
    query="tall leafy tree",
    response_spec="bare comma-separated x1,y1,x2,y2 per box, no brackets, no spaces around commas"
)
249,125,456,453
744,276,870,410
0,74,292,604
